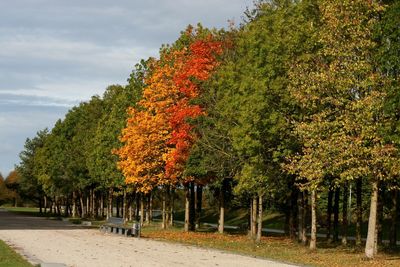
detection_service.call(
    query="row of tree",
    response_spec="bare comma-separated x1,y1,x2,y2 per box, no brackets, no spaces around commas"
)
14,0,400,260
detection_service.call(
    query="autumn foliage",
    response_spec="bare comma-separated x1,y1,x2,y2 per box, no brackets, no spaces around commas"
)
165,36,223,181
116,30,223,192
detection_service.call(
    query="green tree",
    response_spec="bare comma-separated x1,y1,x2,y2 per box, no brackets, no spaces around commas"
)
374,0,400,248
88,61,147,218
193,0,318,240
16,129,49,211
287,0,400,254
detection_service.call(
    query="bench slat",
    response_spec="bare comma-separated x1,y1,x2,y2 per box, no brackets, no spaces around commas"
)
100,217,134,237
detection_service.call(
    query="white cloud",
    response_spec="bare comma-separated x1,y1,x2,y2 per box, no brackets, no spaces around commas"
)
0,0,255,174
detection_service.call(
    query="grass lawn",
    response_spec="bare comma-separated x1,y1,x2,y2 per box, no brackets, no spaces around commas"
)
141,224,400,267
2,207,44,217
0,240,33,267
172,208,400,241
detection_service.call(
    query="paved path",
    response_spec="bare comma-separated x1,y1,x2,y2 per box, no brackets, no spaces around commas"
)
0,209,297,267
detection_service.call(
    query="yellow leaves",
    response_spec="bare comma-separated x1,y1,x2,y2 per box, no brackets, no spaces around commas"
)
286,0,396,187
115,49,181,193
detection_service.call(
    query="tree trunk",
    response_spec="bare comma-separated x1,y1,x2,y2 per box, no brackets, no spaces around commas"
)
289,187,298,240
284,196,290,236
251,197,257,238
169,188,174,227
165,188,170,226
302,191,308,245
56,197,61,216
129,194,133,221
149,193,153,222
195,185,203,229
377,186,384,247
326,187,333,242
162,190,167,229
91,189,95,217
365,181,379,259
189,182,196,231
72,191,77,218
49,199,53,214
140,194,144,227
333,187,340,242
145,194,150,225
107,188,113,219
135,193,140,221
390,190,398,247
123,189,127,223
184,184,190,232
64,198,69,217
250,199,254,236
39,197,43,214
342,183,348,245
86,194,90,217
44,196,47,214
116,196,120,217
356,179,362,245
310,190,317,250
218,187,225,234
93,191,98,218
100,193,104,218
256,194,263,243
80,194,85,218
298,192,304,243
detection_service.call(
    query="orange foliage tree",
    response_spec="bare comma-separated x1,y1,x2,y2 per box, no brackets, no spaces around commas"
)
116,27,223,229
115,55,177,194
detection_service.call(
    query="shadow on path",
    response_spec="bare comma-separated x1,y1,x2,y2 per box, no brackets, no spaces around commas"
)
0,208,92,230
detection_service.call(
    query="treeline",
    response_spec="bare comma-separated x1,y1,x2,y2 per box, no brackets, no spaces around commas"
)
14,0,400,259
0,171,21,207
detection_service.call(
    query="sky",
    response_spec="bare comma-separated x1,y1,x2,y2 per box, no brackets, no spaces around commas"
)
0,0,254,176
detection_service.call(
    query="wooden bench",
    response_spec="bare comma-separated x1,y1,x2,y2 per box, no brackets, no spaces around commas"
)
100,217,133,237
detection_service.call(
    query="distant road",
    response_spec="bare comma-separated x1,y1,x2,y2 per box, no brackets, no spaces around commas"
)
0,209,297,267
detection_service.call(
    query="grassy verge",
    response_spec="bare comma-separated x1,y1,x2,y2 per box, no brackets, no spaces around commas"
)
0,240,33,267
141,224,400,267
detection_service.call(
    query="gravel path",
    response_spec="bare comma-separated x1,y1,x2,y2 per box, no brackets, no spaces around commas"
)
0,209,297,267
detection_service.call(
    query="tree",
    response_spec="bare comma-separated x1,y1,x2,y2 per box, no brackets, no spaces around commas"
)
374,0,400,248
194,0,319,239
16,129,49,211
165,35,223,181
116,56,174,194
0,173,11,205
166,30,224,232
117,26,224,230
5,170,21,207
287,0,399,254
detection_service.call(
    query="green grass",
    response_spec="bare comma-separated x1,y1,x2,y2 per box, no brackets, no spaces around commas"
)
0,240,33,267
2,207,40,213
3,207,49,217
165,208,285,230
170,207,400,241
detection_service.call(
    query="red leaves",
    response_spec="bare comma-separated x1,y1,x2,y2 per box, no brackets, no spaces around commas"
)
165,36,223,181
117,31,223,190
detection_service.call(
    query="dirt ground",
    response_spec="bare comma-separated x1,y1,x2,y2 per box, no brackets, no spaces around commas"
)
0,209,296,267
